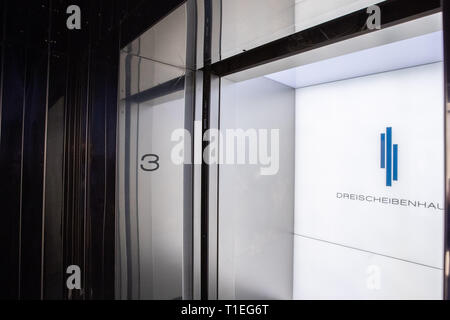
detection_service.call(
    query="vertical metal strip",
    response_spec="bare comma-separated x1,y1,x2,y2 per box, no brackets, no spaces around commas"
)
201,0,222,300
18,45,28,300
200,0,212,301
135,38,142,299
210,0,222,300
124,47,133,299
443,0,450,301
207,74,220,300
193,71,203,300
184,0,198,300
40,0,52,299
114,18,121,298
200,76,210,299
60,38,69,301
102,73,108,297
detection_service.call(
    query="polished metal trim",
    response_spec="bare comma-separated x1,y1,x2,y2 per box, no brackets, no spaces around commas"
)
18,46,28,300
442,0,450,301
200,0,222,301
193,70,203,300
40,0,52,299
183,0,198,300
200,0,212,300
207,73,220,300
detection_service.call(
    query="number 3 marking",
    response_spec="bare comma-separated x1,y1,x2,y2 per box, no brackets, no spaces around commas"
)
140,154,160,171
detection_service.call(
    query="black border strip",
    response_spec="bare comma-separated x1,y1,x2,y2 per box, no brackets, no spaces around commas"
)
123,44,133,299
210,0,441,77
183,0,197,300
201,0,213,301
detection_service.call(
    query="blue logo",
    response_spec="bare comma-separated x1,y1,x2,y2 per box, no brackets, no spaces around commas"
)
380,127,398,187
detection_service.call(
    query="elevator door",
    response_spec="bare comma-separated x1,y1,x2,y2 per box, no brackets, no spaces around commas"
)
116,3,189,300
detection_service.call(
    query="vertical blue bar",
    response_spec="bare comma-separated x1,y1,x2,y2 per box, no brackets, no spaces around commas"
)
380,133,385,168
386,127,392,186
393,144,398,181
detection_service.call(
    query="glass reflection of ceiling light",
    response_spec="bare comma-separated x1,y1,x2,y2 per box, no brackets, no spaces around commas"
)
265,31,443,89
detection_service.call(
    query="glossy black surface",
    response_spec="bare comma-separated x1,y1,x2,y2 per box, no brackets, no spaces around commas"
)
183,0,198,300
0,0,183,300
0,0,31,299
0,39,26,301
19,1,50,300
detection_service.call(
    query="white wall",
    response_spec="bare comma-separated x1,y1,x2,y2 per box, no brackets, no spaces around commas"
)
294,63,445,299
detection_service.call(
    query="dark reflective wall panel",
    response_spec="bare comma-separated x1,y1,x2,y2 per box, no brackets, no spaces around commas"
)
44,49,68,300
0,40,26,301
0,0,28,299
20,1,50,299
0,0,185,300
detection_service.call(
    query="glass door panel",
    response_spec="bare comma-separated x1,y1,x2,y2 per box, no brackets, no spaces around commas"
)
116,3,189,300
217,11,445,300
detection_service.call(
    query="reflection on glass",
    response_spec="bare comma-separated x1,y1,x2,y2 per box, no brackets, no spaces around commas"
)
116,3,187,300
220,0,383,59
